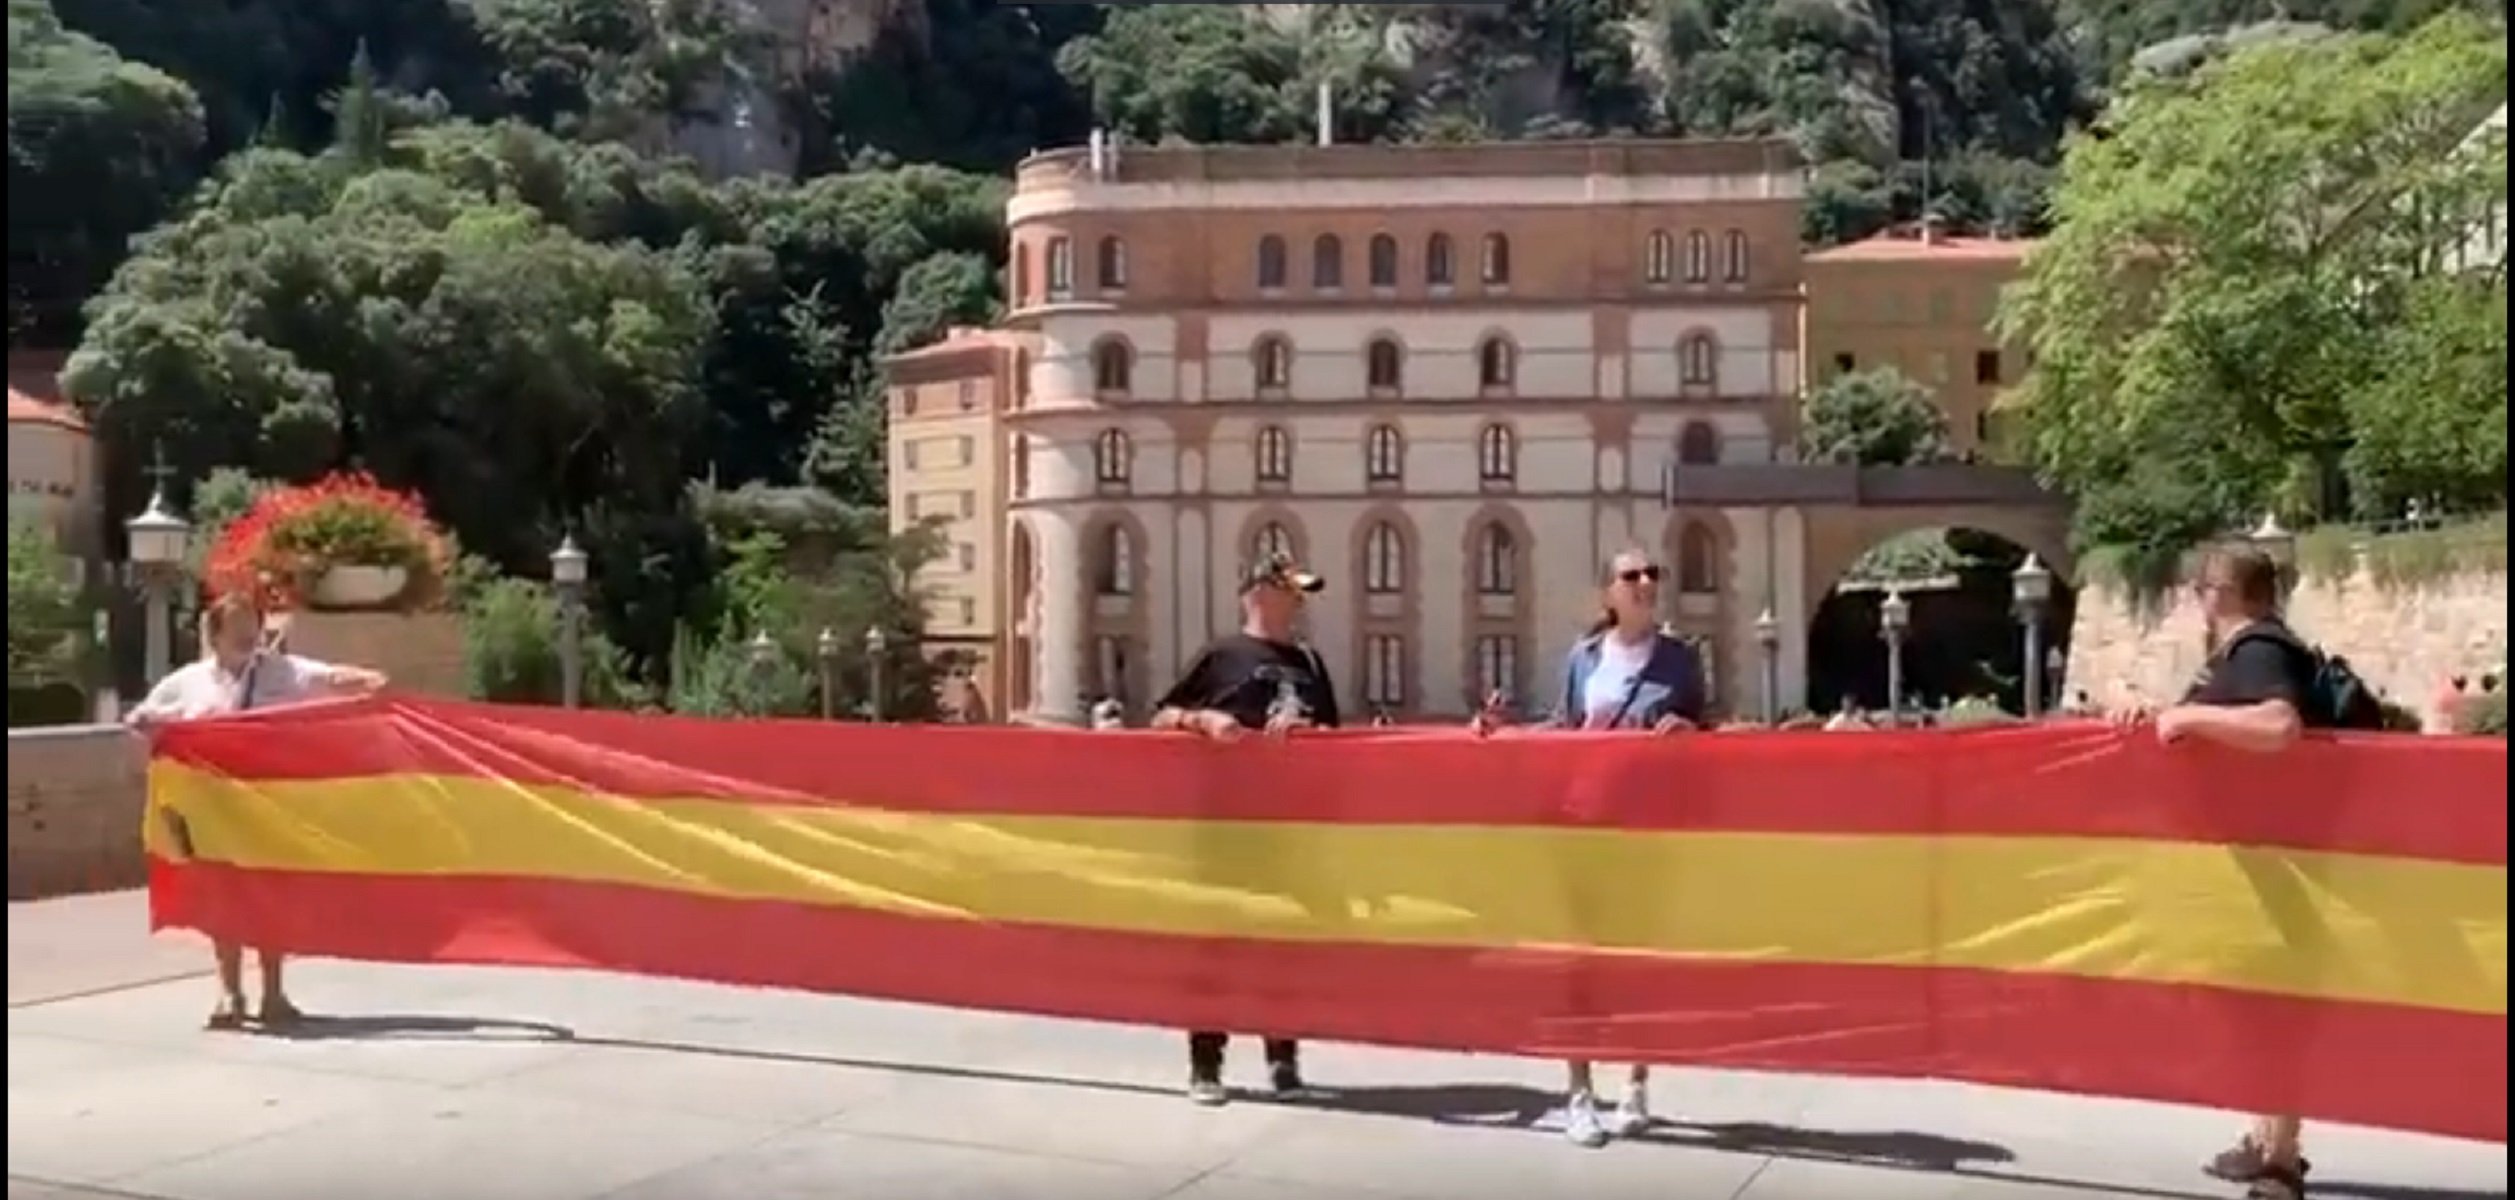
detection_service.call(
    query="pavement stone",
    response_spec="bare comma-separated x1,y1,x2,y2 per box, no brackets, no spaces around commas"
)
8,892,2507,1200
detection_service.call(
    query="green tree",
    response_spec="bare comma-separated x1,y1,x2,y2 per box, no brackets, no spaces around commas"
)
1800,367,1955,465
2345,270,2509,516
7,0,205,344
1999,13,2507,555
7,519,85,690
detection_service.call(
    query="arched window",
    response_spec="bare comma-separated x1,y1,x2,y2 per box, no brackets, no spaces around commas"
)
1677,420,1720,465
1096,236,1127,290
1367,234,1399,288
1094,525,1135,596
1477,424,1516,483
1046,237,1074,297
1253,336,1293,391
1425,233,1455,287
1644,230,1675,284
1312,235,1344,290
1477,337,1515,390
1364,522,1405,594
1683,230,1711,283
1255,425,1293,482
1481,233,1511,285
1013,245,1032,304
1680,333,1718,386
1474,523,1517,594
1364,423,1403,483
1677,522,1719,594
1093,428,1132,484
1092,340,1133,394
1256,235,1288,290
1475,634,1519,703
1253,521,1295,563
1364,634,1406,708
1365,338,1402,391
1722,229,1750,283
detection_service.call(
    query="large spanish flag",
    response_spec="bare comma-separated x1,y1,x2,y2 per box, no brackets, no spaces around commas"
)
147,697,2506,1142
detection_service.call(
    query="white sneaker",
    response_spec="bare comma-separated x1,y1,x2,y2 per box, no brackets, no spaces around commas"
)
1609,1087,1651,1136
1562,1092,1610,1148
1187,1076,1229,1107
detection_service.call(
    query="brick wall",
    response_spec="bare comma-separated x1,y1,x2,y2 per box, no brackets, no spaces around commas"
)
7,725,147,900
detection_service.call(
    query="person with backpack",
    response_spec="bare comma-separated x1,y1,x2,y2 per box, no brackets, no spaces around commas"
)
2116,543,2358,1200
1149,550,1341,1107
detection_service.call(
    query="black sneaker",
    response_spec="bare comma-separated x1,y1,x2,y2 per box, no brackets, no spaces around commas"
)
1269,1061,1314,1101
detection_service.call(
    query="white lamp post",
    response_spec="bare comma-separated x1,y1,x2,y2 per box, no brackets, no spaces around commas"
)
864,625,890,721
2012,553,2053,718
815,627,841,719
1753,605,1781,724
125,488,192,685
549,535,588,708
1879,587,1911,726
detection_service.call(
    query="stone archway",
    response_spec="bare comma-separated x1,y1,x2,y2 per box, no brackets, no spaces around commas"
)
1801,519,2079,719
1799,505,2073,620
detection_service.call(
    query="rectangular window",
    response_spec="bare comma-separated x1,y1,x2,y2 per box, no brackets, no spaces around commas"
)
1363,635,1406,709
1975,349,2003,385
958,597,977,626
958,491,976,519
957,541,977,571
903,441,922,470
957,435,975,466
957,380,978,411
904,493,923,520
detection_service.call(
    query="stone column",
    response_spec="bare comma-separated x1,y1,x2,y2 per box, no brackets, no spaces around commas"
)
1026,508,1085,724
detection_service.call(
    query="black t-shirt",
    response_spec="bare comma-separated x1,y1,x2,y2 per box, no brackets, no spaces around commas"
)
2182,621,2313,710
1158,634,1342,731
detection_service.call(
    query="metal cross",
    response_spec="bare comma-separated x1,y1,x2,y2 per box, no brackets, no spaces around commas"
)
141,443,177,494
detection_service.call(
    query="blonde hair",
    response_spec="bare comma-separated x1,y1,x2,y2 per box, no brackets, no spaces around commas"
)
197,592,264,661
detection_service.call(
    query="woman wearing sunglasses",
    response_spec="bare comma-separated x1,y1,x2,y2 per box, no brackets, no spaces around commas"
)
1474,546,1707,1146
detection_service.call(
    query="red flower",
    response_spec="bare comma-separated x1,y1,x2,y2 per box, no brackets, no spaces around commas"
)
205,472,449,611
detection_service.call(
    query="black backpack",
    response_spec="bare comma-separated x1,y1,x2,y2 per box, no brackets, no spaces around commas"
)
2233,626,2389,731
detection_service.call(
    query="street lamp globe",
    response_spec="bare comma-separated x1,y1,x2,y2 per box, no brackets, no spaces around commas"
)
1753,605,1780,647
863,625,888,656
1879,587,1911,636
549,534,589,590
125,489,192,568
2012,553,2052,608
815,626,840,662
747,628,778,668
2248,512,2296,571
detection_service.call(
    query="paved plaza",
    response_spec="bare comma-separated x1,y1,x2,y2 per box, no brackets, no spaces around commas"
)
8,892,2506,1200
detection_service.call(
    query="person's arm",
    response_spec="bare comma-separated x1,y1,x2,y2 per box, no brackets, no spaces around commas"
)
287,655,388,697
123,668,191,730
1149,652,1231,736
2160,641,2304,753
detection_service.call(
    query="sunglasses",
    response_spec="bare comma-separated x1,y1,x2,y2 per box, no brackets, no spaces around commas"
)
1617,565,1666,584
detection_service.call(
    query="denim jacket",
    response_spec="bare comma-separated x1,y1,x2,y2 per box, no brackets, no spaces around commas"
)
1547,632,1709,730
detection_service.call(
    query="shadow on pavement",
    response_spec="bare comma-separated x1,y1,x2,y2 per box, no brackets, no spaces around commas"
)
254,1013,578,1042
2314,1185,2509,1200
244,1021,2508,1200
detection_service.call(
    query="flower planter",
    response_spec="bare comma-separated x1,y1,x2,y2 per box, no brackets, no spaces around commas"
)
306,565,411,611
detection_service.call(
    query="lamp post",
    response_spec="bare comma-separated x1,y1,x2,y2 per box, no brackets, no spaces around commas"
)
815,627,840,720
549,535,588,708
2249,512,2297,601
864,625,889,722
1878,587,1911,727
1753,605,1781,724
2012,553,2053,719
124,488,192,685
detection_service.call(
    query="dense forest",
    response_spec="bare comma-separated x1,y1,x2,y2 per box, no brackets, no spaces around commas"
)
9,0,2507,684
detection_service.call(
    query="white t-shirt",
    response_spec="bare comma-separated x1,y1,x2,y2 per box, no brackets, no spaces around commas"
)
126,654,335,724
1581,635,1656,729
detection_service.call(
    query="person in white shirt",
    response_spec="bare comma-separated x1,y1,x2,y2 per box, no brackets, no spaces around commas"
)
1472,547,1707,1147
127,592,387,1030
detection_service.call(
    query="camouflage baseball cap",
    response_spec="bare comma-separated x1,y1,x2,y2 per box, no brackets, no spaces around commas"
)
1240,551,1325,595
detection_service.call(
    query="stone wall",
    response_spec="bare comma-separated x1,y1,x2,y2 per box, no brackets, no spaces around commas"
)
282,611,466,697
2066,563,2508,727
7,725,146,900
